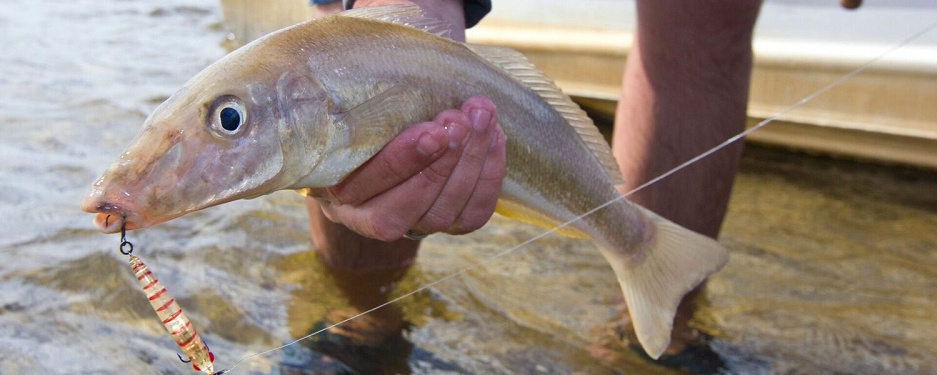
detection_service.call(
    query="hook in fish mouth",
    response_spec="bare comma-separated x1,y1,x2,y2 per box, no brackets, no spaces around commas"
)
81,197,142,233
91,211,140,234
81,190,147,233
84,199,183,234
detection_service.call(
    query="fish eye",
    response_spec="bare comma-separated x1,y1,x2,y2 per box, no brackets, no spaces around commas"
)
219,107,240,131
209,96,247,136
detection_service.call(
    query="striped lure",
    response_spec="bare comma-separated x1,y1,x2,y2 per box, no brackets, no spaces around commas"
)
129,254,218,374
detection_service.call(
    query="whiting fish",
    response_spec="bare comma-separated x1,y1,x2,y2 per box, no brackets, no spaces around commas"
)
82,6,727,358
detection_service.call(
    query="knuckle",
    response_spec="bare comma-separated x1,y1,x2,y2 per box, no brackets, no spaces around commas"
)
378,155,417,183
329,186,360,205
448,193,498,235
419,208,457,233
479,169,505,187
318,205,341,223
365,212,408,242
460,146,488,166
420,163,453,185
449,210,491,234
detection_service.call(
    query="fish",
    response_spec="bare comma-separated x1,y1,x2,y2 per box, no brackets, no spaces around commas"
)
80,5,727,359
129,254,217,374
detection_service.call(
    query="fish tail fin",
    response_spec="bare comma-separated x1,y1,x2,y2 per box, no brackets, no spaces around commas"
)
605,208,728,359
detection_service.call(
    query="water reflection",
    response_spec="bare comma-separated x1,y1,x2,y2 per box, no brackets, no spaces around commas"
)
274,250,467,374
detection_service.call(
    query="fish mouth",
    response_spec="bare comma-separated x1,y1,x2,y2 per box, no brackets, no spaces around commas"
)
80,195,177,234
81,197,145,234
90,212,141,234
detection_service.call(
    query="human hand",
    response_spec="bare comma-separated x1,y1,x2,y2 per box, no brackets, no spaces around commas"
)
309,96,505,242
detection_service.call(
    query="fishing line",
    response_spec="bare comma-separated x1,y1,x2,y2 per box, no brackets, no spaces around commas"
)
219,19,937,374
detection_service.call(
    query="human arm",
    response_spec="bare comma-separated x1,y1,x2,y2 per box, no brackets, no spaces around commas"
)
306,1,504,267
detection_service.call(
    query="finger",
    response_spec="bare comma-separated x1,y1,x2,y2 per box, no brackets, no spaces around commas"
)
319,113,474,241
412,97,500,234
448,118,505,234
323,117,452,205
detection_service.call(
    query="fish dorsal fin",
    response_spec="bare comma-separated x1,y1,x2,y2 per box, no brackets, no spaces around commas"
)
467,44,624,185
340,5,452,39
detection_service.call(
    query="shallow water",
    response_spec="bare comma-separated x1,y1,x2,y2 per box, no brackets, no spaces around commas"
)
1,1,936,374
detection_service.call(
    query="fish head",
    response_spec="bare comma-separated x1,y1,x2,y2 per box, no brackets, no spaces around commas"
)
81,44,333,233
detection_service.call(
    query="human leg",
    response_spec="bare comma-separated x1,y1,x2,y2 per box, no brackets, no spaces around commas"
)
612,0,762,355
614,0,761,238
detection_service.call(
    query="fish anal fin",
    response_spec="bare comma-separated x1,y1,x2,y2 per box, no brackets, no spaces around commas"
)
602,207,728,359
495,199,588,239
339,5,451,39
466,44,623,185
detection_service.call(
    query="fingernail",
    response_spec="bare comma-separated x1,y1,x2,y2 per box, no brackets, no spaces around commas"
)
469,108,492,132
446,120,468,148
417,128,446,156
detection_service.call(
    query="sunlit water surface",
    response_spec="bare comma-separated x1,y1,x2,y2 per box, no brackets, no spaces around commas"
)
1,1,935,374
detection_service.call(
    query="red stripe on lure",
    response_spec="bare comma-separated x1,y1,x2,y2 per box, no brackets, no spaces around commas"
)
129,255,218,374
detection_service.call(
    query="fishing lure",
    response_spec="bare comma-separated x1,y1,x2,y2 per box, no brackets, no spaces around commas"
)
116,217,222,374
130,255,219,374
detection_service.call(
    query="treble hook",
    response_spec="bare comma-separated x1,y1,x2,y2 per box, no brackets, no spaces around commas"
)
177,343,226,375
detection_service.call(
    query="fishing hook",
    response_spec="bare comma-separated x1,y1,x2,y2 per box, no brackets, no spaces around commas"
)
177,357,228,375
176,342,212,363
177,343,227,375
177,353,228,375
119,216,133,255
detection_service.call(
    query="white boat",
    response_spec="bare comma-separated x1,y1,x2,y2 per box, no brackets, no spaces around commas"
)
219,0,937,169
467,0,937,169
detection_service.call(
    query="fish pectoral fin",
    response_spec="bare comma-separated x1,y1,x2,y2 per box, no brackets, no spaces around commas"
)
603,207,728,359
302,85,435,188
335,85,429,147
340,5,452,39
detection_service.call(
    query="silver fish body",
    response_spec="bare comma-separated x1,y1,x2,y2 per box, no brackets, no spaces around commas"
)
81,6,727,359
